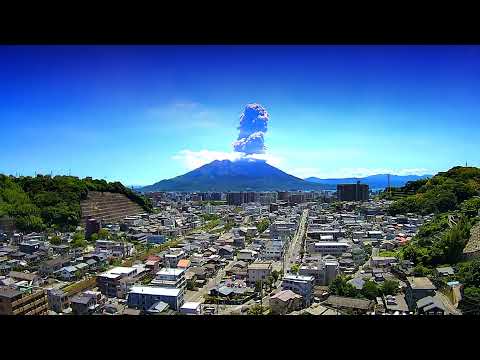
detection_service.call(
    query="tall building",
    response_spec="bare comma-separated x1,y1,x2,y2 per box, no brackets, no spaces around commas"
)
337,181,369,202
226,192,259,205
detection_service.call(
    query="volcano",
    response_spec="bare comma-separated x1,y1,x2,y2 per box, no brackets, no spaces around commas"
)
141,159,328,192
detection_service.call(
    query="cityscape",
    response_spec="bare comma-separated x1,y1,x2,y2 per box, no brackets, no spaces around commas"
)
1,45,480,316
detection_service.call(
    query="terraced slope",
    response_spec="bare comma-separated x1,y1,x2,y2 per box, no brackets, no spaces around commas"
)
80,191,144,224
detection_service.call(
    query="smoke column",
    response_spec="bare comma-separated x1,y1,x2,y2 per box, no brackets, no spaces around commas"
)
233,103,269,154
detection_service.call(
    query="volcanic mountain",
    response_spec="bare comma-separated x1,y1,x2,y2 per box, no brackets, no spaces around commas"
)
141,159,329,192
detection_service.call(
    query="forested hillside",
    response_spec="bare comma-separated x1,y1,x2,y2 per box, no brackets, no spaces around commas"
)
383,166,480,314
0,174,152,232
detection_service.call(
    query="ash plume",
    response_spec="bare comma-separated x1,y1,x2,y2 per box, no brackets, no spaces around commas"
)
233,103,269,155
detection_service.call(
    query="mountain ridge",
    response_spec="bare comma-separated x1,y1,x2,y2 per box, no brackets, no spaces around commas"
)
141,159,329,192
305,174,432,189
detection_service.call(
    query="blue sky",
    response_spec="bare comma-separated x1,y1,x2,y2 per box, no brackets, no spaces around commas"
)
1,45,479,185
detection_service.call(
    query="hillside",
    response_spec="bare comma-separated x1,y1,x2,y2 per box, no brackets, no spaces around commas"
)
305,174,431,189
0,174,152,232
141,159,329,192
387,166,480,267
387,166,480,216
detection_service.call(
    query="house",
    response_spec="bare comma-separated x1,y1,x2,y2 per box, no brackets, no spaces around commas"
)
85,258,98,271
383,294,410,315
58,266,78,281
405,277,437,311
247,262,272,285
146,301,170,315
163,250,186,268
218,246,235,260
180,301,201,315
299,259,339,286
39,257,71,277
127,286,184,311
269,290,303,315
8,271,41,287
348,277,366,290
416,296,445,315
47,289,70,314
70,292,99,315
436,266,454,277
370,256,397,268
324,295,374,315
281,274,315,306
189,266,208,281
237,249,258,262
177,259,191,270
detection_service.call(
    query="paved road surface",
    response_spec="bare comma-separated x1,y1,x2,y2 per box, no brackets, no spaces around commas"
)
285,209,309,271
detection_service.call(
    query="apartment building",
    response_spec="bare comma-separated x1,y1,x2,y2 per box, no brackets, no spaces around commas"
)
150,267,186,289
0,287,48,315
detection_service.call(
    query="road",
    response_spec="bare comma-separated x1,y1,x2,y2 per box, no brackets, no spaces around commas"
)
284,209,309,271
184,260,235,304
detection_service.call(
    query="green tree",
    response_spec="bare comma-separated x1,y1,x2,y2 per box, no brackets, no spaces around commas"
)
412,264,431,277
90,233,99,241
361,280,380,300
71,231,87,248
271,270,280,282
247,304,268,315
459,287,480,315
257,218,270,233
329,276,358,298
50,235,62,246
98,228,110,239
290,263,300,274
380,279,399,296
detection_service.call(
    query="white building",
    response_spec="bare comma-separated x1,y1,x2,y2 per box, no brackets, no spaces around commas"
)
127,286,184,311
150,267,186,289
308,242,350,256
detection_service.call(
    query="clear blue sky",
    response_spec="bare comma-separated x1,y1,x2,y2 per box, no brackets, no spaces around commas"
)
1,45,479,185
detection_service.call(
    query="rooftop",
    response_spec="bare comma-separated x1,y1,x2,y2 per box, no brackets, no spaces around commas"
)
248,262,272,270
407,277,436,291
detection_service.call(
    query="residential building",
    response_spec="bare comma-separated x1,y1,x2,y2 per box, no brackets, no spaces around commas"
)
46,288,70,314
96,266,139,297
281,274,315,306
416,296,445,315
405,277,437,311
151,267,186,289
370,256,397,268
127,286,184,311
247,262,272,285
269,290,303,315
308,242,350,256
337,182,369,202
0,287,48,315
71,292,100,315
299,259,339,286
180,301,201,315
324,295,374,315
383,294,410,315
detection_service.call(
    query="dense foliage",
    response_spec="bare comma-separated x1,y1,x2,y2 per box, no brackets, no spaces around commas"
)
256,218,270,233
387,167,480,216
0,174,152,232
329,276,399,300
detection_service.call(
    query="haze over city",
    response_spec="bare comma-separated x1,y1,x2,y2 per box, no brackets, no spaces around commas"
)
1,45,479,185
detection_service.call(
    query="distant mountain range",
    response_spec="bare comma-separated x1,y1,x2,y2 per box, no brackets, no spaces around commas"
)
140,159,432,193
304,174,432,189
140,159,329,192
